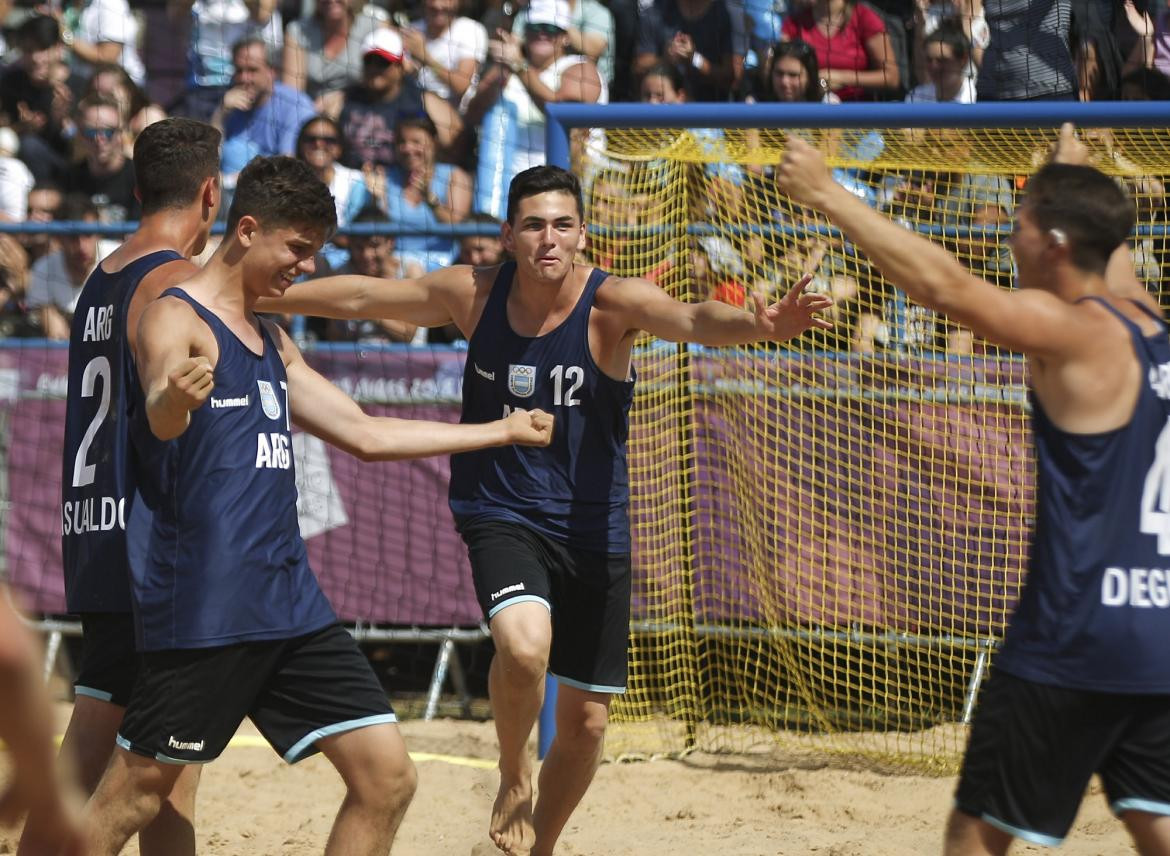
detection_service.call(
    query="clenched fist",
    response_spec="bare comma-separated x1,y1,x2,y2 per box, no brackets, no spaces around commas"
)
166,356,215,412
505,408,555,447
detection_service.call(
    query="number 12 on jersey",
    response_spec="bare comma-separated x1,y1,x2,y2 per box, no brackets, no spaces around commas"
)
502,365,584,417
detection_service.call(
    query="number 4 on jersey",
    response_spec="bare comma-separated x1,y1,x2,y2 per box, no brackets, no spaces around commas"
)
1140,419,1170,555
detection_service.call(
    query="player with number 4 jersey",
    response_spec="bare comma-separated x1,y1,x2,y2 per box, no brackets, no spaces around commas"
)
778,123,1170,855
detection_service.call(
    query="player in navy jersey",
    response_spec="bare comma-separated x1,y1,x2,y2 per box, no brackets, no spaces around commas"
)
778,124,1170,854
80,155,553,856
19,118,223,856
256,164,834,856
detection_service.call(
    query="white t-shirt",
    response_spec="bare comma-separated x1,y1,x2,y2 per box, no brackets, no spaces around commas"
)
188,0,283,88
505,55,608,175
0,156,34,221
28,252,87,313
411,16,488,103
79,0,146,84
905,77,977,103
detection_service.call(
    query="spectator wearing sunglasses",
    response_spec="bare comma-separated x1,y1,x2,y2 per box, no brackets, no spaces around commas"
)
65,93,139,223
296,113,371,269
511,0,615,88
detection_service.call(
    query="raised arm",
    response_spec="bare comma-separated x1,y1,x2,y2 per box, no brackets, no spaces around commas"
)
137,297,216,441
604,274,833,347
274,323,553,460
775,135,1087,357
256,265,470,328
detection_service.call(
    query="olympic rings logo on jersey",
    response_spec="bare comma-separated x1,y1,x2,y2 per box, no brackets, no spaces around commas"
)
508,365,537,398
257,380,282,420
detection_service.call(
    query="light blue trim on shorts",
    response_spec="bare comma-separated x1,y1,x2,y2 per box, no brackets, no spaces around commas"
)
1113,797,1170,817
283,713,398,764
114,733,204,766
550,671,627,695
75,685,114,702
487,594,551,619
979,811,1064,847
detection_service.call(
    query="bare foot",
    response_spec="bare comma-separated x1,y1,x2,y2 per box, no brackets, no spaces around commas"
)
490,774,535,855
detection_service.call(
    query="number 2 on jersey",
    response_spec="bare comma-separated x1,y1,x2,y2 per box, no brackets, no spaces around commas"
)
72,356,111,488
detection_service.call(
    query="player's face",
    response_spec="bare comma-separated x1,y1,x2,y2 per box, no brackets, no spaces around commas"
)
1008,203,1049,290
503,191,586,283
241,220,325,298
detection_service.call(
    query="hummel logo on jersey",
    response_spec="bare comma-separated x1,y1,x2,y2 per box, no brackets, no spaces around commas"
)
210,394,250,409
167,735,205,752
490,583,525,601
474,363,495,381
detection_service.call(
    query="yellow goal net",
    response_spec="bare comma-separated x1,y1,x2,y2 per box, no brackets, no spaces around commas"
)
559,108,1170,772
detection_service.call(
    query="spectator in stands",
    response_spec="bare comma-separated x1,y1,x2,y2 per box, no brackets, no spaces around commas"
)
169,0,283,122
977,0,1077,100
320,206,424,343
634,0,746,101
464,0,604,215
66,94,140,224
296,113,371,269
0,126,34,223
427,211,505,344
0,233,34,338
512,0,615,91
0,15,71,182
20,182,63,267
401,0,489,108
905,21,975,101
213,36,316,191
780,0,901,100
26,193,102,340
283,0,387,119
338,28,463,170
82,63,168,142
64,0,145,85
747,39,841,101
369,114,472,272
912,0,987,85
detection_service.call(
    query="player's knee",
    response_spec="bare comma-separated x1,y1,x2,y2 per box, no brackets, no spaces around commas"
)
558,702,609,749
495,636,550,684
351,747,417,814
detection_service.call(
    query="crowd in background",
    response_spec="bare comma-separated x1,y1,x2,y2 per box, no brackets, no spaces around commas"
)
0,0,1167,347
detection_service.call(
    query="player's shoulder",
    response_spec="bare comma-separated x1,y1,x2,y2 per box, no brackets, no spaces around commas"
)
594,274,661,304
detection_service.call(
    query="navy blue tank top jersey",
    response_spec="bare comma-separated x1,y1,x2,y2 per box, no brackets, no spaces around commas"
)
996,298,1170,693
126,288,336,650
449,263,635,554
61,250,183,614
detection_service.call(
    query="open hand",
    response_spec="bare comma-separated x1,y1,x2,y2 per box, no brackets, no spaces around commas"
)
505,408,554,447
754,274,835,341
166,356,215,412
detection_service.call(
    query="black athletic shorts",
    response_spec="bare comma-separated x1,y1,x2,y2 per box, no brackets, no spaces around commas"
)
955,668,1170,846
117,622,395,765
75,612,139,707
461,519,631,694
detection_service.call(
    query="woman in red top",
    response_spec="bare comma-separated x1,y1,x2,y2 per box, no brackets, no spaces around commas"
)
781,0,900,100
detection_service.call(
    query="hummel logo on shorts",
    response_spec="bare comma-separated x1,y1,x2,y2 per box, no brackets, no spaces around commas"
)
490,583,525,600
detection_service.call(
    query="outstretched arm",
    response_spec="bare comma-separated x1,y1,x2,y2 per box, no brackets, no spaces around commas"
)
276,324,553,460
255,266,468,329
776,135,1089,357
607,274,833,347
